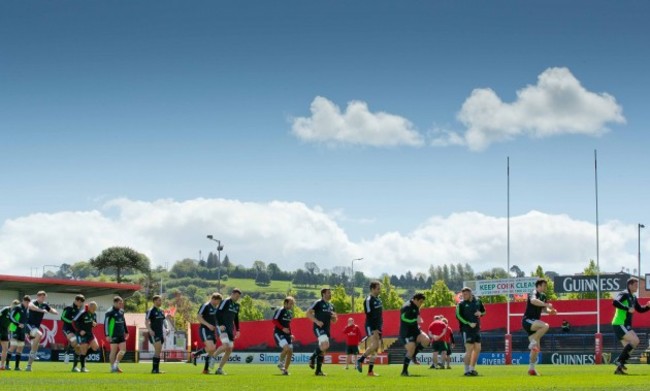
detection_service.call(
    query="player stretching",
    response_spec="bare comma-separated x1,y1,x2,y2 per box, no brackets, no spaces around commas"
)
612,278,650,375
73,301,99,373
456,287,485,376
105,296,129,373
7,296,30,370
522,278,556,376
61,295,85,371
307,288,337,376
356,280,383,376
214,288,241,375
0,300,20,371
272,296,295,375
146,295,168,374
26,291,59,371
399,293,430,377
195,293,222,374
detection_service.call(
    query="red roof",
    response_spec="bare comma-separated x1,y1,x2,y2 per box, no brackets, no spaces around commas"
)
0,275,141,297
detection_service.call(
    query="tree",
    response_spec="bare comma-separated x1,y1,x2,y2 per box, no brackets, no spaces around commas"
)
168,291,197,330
331,285,351,314
56,263,73,279
305,262,320,277
531,265,558,300
239,295,264,321
89,246,151,283
267,263,281,278
252,260,267,274
424,280,455,308
378,275,403,310
510,265,525,278
170,259,199,278
255,271,271,286
221,255,231,270
70,261,95,279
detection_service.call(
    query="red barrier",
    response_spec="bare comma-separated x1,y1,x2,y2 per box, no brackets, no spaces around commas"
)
191,298,650,350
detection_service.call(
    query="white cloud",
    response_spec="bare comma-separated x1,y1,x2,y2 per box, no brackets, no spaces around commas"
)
0,198,642,279
291,96,425,147
435,67,625,150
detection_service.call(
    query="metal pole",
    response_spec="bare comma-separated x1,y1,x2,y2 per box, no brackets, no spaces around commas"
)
217,244,221,293
594,150,600,334
639,224,645,296
507,157,511,335
351,258,363,312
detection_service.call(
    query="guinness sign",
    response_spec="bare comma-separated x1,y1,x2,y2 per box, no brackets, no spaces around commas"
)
553,274,629,294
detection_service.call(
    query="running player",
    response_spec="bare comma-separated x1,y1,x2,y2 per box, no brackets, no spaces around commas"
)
61,294,85,371
214,288,241,375
428,315,447,369
522,278,556,376
272,296,295,375
0,300,19,371
612,278,650,375
7,296,30,370
399,293,429,377
72,301,99,373
105,296,129,373
307,287,337,376
456,287,485,376
343,318,361,370
356,280,382,376
26,291,59,371
146,295,167,374
195,293,222,374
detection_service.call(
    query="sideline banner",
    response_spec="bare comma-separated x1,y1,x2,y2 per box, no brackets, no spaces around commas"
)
194,352,389,365
464,278,537,296
541,352,610,365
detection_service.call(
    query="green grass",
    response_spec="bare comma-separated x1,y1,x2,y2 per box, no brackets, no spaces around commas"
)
2,362,649,390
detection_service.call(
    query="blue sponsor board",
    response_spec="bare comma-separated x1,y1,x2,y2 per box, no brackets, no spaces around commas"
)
478,352,538,365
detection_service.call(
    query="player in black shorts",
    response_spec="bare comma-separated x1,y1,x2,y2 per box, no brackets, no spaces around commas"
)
611,278,650,375
26,291,59,371
105,296,129,373
307,288,337,376
399,293,429,377
521,279,556,376
61,294,85,371
356,280,383,376
7,296,31,370
146,295,168,374
456,287,485,376
195,293,223,374
214,288,241,375
1,300,19,371
272,296,295,375
73,301,99,373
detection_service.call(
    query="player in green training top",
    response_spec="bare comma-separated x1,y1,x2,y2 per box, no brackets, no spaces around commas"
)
399,292,429,377
7,296,30,370
0,300,20,371
611,278,650,375
61,294,85,370
73,301,99,373
105,296,129,373
456,287,485,377
146,295,168,374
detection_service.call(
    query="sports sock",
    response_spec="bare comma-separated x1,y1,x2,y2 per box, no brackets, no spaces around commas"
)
369,363,374,372
204,356,210,371
80,354,86,368
402,356,410,373
316,354,323,372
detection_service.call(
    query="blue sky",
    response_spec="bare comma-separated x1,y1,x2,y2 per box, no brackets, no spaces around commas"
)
1,1,649,278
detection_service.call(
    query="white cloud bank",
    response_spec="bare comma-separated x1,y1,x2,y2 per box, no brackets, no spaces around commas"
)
0,198,642,279
292,68,625,150
291,96,424,147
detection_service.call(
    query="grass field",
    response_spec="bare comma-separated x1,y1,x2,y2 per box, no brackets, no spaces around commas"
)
1,362,649,391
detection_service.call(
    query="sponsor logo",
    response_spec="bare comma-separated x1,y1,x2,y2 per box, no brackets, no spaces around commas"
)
553,274,627,293
545,353,598,365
